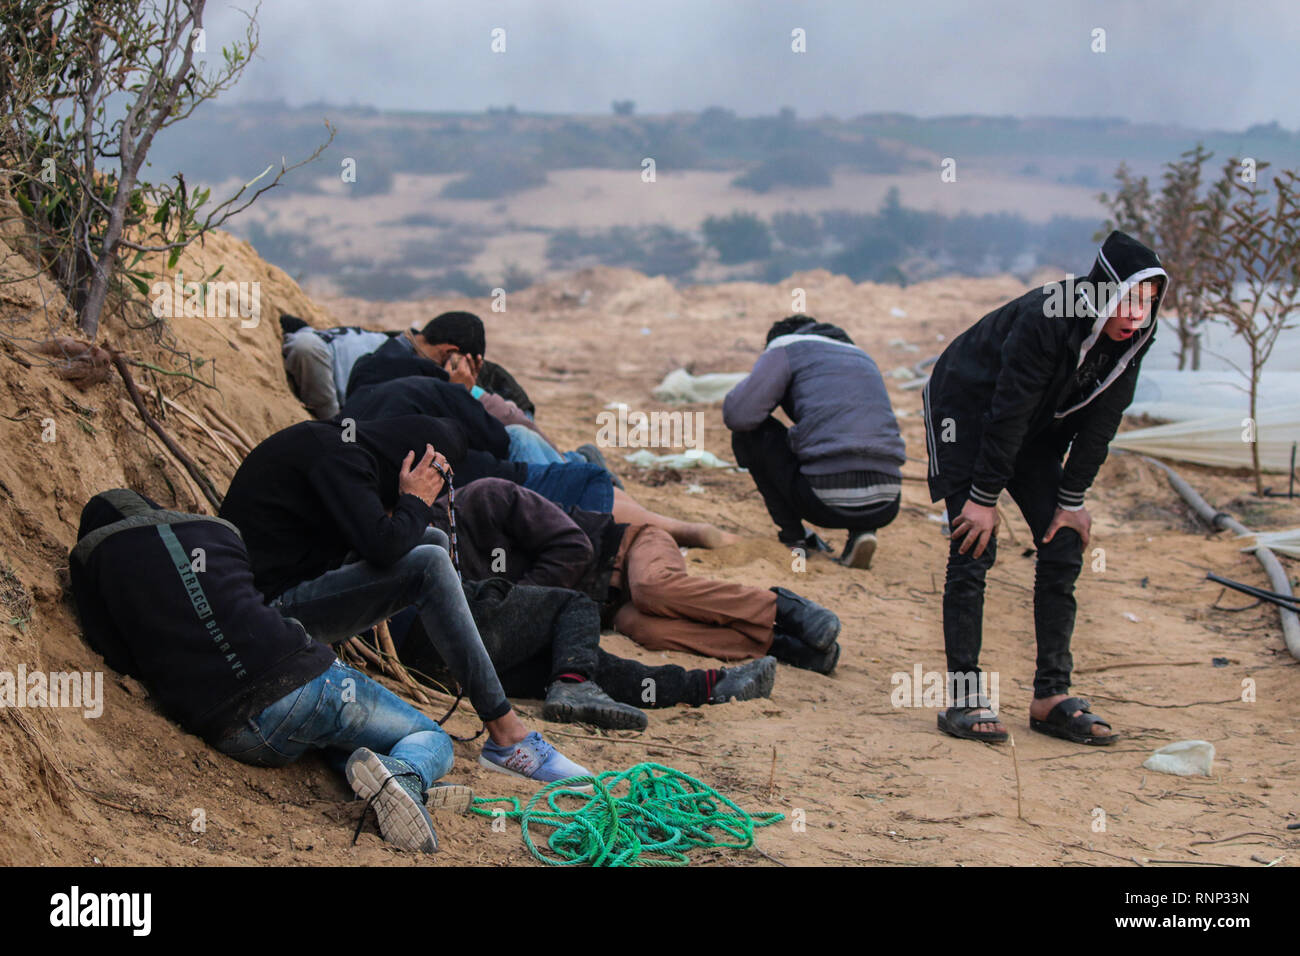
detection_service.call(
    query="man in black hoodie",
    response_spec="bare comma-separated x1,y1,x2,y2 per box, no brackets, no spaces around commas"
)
219,414,589,785
923,231,1167,745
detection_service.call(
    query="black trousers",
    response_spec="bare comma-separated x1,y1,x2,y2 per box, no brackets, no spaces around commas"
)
731,416,900,539
394,580,710,707
941,445,1084,700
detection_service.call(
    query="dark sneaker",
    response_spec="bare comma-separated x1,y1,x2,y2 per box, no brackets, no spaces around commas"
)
770,587,841,651
779,527,834,554
542,679,648,731
575,443,624,489
709,656,777,703
345,748,438,853
839,531,878,569
769,629,841,675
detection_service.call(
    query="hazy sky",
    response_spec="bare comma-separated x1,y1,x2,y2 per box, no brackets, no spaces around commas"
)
202,0,1296,130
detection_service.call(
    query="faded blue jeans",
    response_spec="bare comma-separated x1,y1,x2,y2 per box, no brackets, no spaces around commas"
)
506,424,586,466
214,660,453,790
270,528,512,722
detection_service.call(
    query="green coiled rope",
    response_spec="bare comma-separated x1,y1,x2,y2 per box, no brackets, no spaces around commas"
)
470,762,784,867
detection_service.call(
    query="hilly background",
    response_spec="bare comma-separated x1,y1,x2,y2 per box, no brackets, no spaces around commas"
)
148,103,1300,300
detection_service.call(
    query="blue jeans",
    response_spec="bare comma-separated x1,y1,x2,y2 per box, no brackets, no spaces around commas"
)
271,528,512,722
214,660,453,790
522,461,614,512
506,424,586,466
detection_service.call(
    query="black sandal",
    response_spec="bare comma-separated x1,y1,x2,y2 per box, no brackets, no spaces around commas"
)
1029,696,1119,746
937,696,1009,743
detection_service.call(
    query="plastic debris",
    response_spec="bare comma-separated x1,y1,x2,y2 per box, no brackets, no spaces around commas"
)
1143,740,1215,777
890,307,907,318
624,448,732,470
651,368,747,404
1123,612,1141,623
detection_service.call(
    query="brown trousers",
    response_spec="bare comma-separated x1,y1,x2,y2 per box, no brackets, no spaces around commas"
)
610,525,777,661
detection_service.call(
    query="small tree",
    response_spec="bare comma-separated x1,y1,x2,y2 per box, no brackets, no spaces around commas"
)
1201,159,1300,494
1,0,332,339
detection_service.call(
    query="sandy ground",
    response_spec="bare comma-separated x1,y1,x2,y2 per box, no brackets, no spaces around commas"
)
0,235,1296,866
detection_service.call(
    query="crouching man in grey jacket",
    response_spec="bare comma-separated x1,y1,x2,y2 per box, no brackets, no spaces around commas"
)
723,315,906,569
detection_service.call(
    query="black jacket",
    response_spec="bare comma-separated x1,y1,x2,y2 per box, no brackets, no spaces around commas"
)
341,376,511,460
345,335,448,397
70,489,335,741
219,416,468,599
924,231,1167,509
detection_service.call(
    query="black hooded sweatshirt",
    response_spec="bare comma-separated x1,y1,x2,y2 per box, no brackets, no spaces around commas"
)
219,415,469,599
340,376,511,460
70,489,335,741
924,230,1167,510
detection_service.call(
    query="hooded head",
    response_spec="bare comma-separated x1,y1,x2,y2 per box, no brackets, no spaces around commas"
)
415,311,486,363
765,314,855,348
1075,231,1168,356
350,415,469,507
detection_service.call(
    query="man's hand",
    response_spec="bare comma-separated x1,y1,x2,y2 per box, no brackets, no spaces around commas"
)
398,444,450,506
951,500,999,559
443,351,482,389
1042,506,1091,550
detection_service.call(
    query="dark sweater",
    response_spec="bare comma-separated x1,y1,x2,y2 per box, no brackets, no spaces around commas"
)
925,230,1166,510
427,478,594,588
341,376,511,460
345,335,448,398
219,416,468,599
70,489,335,741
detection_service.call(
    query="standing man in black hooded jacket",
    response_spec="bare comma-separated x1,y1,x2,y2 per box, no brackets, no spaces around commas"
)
923,231,1168,746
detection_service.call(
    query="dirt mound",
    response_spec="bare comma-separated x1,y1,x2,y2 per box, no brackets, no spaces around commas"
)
1,229,1296,867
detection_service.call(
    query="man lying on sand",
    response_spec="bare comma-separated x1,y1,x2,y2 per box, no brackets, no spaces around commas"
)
724,316,906,569
923,230,1167,746
426,478,843,673
387,579,777,732
218,415,589,784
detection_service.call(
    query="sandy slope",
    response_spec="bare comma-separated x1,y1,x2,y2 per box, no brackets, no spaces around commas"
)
0,243,1296,867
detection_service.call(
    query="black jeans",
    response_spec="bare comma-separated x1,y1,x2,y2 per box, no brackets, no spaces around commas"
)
942,445,1084,700
731,416,900,539
397,580,709,707
271,528,512,722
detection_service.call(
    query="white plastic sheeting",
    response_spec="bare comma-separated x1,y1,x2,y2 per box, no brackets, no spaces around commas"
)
1112,403,1300,471
1241,528,1300,558
651,368,746,404
1129,370,1300,422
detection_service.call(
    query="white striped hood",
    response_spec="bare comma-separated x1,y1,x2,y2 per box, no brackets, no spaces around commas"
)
1056,230,1168,417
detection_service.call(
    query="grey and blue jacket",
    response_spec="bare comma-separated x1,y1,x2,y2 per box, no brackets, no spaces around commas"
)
723,327,906,478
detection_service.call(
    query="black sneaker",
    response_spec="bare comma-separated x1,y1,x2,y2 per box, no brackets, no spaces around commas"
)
770,587,841,651
769,629,841,675
543,679,647,731
709,656,777,703
839,531,878,569
779,527,834,554
575,443,624,489
345,748,439,853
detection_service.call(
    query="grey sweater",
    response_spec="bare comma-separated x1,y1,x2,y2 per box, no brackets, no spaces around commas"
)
723,333,905,477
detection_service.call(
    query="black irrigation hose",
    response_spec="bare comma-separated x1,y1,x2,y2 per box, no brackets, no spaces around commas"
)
1207,572,1300,612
